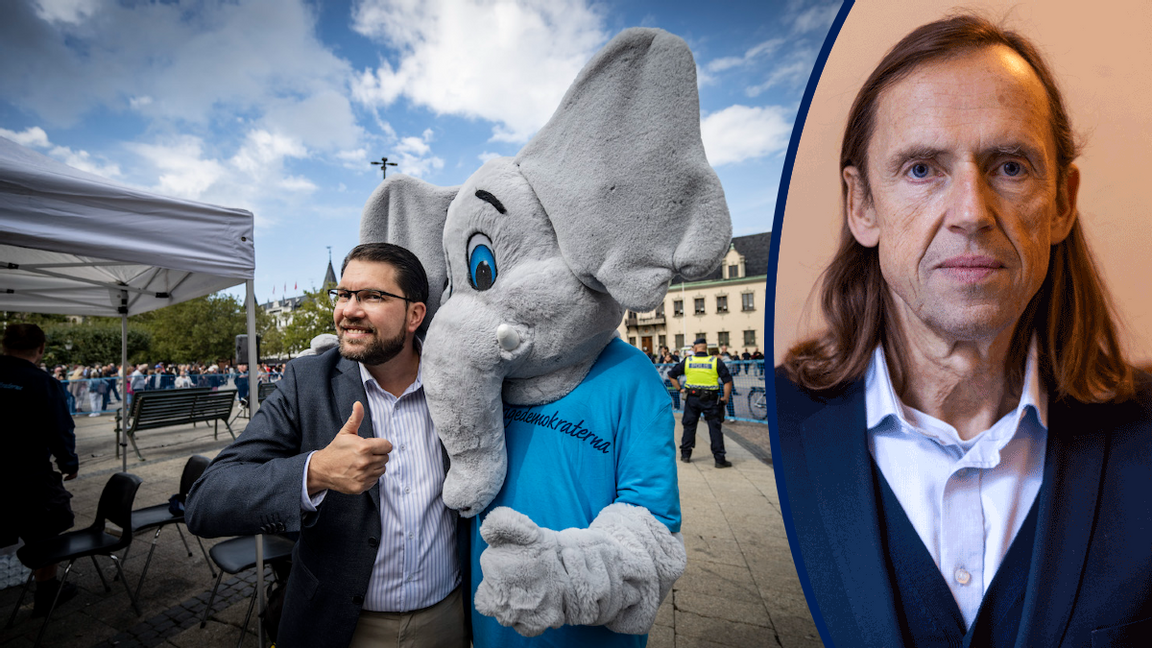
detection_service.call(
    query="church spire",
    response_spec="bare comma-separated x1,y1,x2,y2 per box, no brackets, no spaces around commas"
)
323,246,337,288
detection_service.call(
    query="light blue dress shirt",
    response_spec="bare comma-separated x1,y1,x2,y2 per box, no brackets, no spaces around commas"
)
300,359,459,612
866,341,1046,628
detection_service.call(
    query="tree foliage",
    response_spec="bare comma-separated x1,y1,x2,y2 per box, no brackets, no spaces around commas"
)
280,288,336,355
42,322,151,367
134,293,270,364
4,290,277,366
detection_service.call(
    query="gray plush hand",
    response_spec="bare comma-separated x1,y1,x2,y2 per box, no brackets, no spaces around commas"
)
475,507,566,637
475,503,687,637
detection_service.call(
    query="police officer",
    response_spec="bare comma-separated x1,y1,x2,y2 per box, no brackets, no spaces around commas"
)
668,337,733,468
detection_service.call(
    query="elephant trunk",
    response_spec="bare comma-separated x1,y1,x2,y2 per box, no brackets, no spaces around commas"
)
422,299,529,517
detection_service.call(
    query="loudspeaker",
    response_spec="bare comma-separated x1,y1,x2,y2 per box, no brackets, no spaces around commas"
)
235,334,262,365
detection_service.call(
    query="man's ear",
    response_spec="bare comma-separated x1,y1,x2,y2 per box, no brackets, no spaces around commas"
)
843,166,880,248
1051,164,1080,244
407,301,427,335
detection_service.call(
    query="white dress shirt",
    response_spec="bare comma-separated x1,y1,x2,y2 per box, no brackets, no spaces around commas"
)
300,359,459,612
866,341,1046,628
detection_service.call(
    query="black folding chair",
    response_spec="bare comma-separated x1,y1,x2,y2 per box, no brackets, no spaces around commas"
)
200,534,296,648
6,472,144,647
126,455,215,598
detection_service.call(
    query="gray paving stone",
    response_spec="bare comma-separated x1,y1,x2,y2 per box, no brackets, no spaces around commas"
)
649,622,675,648
673,590,772,628
674,608,777,647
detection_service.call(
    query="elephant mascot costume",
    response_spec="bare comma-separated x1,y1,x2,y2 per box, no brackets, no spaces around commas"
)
360,27,732,647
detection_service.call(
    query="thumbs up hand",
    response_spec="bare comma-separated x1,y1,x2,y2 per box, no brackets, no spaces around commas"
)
307,401,393,495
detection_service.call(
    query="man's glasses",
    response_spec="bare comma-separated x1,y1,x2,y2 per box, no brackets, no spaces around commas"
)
328,288,412,306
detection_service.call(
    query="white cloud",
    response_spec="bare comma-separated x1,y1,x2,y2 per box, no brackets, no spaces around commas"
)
261,90,363,152
336,148,370,170
1,125,121,177
3,0,358,152
0,126,51,148
33,0,98,25
700,105,792,166
350,0,608,143
791,3,840,35
745,46,819,96
126,128,316,227
49,144,122,178
477,151,502,164
130,136,228,200
390,128,443,178
230,130,308,175
705,38,783,74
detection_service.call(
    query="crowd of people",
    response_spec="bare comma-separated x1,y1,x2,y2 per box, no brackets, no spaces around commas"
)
43,361,286,416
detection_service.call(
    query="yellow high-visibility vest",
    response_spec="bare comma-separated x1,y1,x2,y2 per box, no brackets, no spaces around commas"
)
684,355,720,390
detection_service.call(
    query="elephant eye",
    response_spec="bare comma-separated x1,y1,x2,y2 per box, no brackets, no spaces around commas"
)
467,233,497,291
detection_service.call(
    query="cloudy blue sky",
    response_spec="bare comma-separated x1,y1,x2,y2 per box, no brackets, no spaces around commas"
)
0,0,840,302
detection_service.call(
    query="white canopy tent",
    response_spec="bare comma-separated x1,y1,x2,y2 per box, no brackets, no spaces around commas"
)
0,135,273,639
0,136,261,470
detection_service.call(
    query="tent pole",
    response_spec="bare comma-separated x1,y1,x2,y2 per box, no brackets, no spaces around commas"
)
246,279,260,417
245,278,264,645
120,293,129,473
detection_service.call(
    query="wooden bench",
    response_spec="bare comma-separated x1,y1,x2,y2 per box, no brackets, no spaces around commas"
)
115,388,238,460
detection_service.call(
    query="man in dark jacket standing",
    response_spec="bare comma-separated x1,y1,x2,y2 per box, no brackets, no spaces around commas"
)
0,323,79,615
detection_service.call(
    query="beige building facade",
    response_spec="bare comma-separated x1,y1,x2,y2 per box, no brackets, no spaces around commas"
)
618,233,769,358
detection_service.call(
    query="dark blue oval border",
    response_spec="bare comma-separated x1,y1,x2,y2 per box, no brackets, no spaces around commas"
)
764,2,854,647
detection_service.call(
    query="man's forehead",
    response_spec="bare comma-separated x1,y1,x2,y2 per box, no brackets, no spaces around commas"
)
342,258,398,284
869,45,1054,161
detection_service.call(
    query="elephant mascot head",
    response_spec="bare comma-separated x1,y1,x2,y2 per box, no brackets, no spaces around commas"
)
360,27,732,516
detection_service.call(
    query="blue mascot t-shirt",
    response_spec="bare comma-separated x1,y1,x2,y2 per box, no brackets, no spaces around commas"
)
469,337,681,647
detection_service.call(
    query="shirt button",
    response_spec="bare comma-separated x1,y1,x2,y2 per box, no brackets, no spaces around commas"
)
955,568,971,585
405,487,411,494
408,532,414,539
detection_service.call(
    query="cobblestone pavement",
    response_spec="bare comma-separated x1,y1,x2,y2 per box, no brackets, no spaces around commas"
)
1,402,821,647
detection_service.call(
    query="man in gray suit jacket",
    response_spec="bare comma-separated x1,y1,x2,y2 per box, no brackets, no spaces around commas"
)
186,243,467,648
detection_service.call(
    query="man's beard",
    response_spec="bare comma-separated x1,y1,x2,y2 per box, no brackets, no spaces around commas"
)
337,319,406,366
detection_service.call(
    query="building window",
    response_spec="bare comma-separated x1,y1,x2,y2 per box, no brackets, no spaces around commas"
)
675,334,684,350
716,295,728,313
744,330,757,346
695,333,707,345
628,336,636,347
694,298,705,315
729,264,739,278
673,300,683,316
718,331,730,346
742,293,755,311
658,334,666,348
655,303,665,317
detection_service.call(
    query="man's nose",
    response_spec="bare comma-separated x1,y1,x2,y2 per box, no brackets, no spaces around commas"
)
945,165,996,235
339,297,367,319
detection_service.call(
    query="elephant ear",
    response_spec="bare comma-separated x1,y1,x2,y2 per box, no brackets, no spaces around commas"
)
359,173,459,327
515,27,731,312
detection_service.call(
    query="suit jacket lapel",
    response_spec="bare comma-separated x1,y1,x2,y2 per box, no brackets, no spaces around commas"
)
1015,397,1106,648
799,382,905,648
334,356,381,511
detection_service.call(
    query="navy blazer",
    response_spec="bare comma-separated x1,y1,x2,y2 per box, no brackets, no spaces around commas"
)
773,368,1152,648
186,348,464,647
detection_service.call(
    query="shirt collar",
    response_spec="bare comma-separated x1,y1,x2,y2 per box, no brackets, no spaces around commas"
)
356,337,424,398
865,337,1047,449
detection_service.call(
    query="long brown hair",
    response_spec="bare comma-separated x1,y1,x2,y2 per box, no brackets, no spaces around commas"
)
784,13,1134,403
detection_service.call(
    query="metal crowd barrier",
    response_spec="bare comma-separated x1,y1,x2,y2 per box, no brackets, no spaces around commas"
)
655,360,767,423
57,372,284,417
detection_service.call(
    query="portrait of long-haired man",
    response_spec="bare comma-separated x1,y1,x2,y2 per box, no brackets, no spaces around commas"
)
771,2,1152,646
